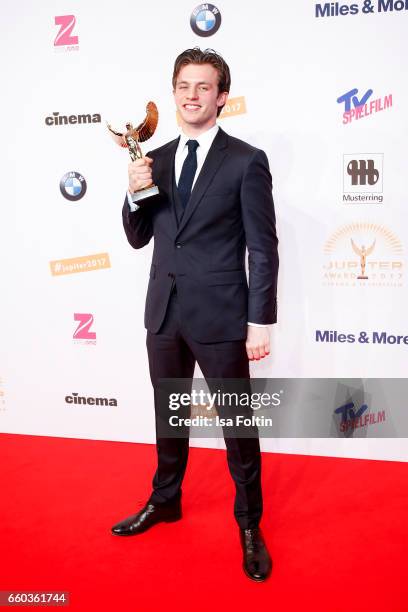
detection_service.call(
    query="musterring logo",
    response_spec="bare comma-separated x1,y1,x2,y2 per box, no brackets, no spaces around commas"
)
343,154,384,204
347,159,379,186
65,393,117,406
45,112,101,126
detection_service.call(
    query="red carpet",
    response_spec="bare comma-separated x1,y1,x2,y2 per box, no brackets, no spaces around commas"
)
0,433,407,611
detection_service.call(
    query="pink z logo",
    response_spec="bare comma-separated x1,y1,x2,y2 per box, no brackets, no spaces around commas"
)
54,15,78,46
73,313,96,340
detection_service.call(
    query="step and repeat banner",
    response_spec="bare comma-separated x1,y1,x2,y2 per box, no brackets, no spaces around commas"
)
1,0,407,461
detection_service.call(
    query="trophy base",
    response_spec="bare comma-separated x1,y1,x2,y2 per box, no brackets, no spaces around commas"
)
136,184,159,200
357,275,368,280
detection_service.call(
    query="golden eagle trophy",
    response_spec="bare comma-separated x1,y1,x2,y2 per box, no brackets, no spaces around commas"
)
351,238,376,279
107,101,159,199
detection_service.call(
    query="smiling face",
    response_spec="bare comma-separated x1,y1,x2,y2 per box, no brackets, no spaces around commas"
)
173,63,228,136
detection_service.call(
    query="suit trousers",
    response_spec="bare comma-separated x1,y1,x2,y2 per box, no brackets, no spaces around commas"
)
146,283,263,529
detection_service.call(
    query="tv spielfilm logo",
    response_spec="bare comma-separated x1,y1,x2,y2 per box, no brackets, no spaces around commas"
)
343,154,383,204
73,313,96,345
337,87,392,124
334,402,386,437
54,15,79,52
323,222,403,287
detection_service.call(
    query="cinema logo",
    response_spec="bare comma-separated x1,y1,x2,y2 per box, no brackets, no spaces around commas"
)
73,313,96,346
65,393,117,407
334,402,386,435
323,222,403,287
337,88,392,124
343,154,383,204
45,112,101,126
0,377,6,413
54,15,79,52
50,253,111,276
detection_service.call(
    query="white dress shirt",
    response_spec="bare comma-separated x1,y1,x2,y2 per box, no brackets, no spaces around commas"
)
127,123,266,328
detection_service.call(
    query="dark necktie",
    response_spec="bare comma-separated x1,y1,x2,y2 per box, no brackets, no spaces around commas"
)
177,139,199,209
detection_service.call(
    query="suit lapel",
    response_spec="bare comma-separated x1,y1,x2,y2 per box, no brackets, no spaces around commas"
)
175,127,228,238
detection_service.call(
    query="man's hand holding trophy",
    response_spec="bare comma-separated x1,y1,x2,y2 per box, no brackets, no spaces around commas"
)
107,101,160,201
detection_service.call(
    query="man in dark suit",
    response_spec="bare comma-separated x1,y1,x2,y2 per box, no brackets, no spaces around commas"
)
111,48,279,582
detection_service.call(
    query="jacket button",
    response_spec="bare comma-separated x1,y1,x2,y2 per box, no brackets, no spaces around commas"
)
176,243,182,249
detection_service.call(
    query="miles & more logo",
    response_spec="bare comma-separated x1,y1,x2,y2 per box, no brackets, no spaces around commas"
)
316,329,408,346
337,88,392,124
316,1,408,18
73,313,96,345
54,15,79,52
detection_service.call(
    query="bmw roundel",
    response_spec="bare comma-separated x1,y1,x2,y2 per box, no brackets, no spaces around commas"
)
190,4,221,37
60,171,87,201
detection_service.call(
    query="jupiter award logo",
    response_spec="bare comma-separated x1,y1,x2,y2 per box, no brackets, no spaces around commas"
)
190,4,221,36
323,222,403,287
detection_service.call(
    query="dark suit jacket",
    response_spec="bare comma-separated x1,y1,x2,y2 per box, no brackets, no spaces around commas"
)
122,127,279,343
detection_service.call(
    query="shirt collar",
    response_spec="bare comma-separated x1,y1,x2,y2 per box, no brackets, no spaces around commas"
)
178,123,219,152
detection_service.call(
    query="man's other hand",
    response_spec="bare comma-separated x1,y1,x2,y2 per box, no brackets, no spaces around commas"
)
128,156,154,193
246,326,270,360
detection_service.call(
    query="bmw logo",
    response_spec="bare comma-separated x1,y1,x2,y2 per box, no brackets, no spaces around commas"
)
190,4,221,37
60,171,87,201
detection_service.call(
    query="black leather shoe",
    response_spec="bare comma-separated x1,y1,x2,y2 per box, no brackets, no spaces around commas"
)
111,501,182,536
240,528,272,582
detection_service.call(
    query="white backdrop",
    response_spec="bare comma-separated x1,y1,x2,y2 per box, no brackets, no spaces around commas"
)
1,0,407,461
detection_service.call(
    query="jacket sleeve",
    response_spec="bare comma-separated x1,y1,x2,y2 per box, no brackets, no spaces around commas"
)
122,193,154,249
121,148,159,249
240,149,279,324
